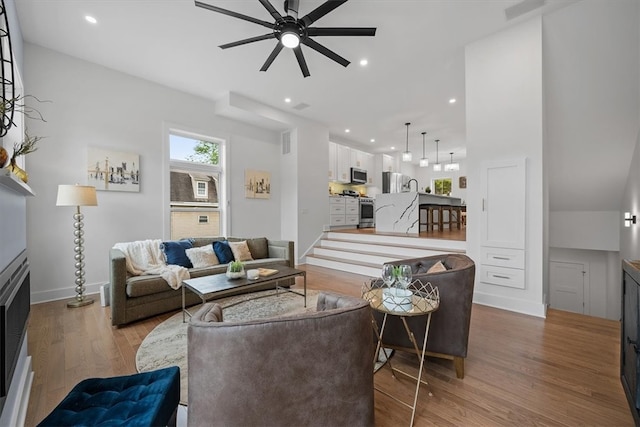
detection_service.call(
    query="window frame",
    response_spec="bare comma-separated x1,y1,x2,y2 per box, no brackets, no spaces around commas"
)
164,126,227,239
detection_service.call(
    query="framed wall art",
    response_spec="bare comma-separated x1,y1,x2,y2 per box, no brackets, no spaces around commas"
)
87,147,140,192
245,169,271,199
459,176,467,189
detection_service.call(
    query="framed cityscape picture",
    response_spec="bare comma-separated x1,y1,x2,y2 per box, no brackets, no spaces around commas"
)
245,169,271,199
87,147,140,192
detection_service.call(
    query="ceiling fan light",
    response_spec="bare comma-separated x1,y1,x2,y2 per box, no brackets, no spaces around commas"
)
281,32,300,48
420,157,429,167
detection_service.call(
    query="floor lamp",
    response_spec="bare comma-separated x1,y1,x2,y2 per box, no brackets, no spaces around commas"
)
56,184,98,308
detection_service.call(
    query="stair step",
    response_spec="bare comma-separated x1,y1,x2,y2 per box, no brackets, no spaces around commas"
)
304,230,466,277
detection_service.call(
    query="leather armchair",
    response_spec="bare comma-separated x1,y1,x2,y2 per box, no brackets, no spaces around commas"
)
187,292,375,427
377,254,475,379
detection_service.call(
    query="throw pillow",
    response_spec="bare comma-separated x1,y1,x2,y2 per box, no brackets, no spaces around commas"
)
213,240,235,264
246,237,269,259
427,260,447,274
185,245,219,268
161,239,194,268
228,240,254,262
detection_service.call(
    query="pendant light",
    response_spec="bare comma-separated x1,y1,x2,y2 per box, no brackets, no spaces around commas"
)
444,152,460,171
433,139,441,171
419,132,429,167
402,122,412,162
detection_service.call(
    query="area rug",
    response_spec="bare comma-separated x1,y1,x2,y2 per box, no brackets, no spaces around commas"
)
136,289,318,404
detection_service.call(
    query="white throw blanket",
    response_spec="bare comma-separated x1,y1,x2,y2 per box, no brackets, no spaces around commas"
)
113,239,189,290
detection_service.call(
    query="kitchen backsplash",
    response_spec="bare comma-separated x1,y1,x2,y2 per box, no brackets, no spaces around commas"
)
329,183,367,196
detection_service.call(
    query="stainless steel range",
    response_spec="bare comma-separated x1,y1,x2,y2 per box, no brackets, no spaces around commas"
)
358,197,375,228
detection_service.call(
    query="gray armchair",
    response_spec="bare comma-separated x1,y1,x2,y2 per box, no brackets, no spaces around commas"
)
377,254,475,379
187,292,375,427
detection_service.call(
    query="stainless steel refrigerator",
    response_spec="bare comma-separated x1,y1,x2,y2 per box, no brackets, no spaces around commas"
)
382,172,409,193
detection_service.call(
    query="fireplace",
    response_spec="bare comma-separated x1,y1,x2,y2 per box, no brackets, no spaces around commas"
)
0,250,30,415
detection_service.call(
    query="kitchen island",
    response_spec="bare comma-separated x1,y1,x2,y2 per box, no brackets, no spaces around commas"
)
375,192,462,235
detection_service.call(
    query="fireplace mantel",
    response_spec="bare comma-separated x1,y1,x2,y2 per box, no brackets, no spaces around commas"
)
0,170,34,197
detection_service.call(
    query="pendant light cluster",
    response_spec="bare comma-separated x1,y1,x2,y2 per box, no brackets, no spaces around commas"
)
399,122,459,170
402,122,412,162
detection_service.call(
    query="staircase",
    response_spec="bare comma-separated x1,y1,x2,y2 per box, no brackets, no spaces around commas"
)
305,231,466,277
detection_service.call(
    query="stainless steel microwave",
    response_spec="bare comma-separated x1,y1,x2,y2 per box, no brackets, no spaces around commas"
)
350,167,367,185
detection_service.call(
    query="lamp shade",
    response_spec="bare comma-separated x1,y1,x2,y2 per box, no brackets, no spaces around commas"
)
56,185,98,207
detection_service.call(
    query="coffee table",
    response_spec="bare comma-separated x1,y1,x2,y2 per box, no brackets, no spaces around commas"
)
181,266,306,322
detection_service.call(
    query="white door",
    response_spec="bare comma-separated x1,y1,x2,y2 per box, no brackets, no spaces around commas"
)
550,261,586,314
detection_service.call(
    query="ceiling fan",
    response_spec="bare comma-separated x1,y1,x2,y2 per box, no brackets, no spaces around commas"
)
195,0,376,77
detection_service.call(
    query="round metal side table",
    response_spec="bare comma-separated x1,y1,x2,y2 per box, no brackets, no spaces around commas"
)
363,280,440,427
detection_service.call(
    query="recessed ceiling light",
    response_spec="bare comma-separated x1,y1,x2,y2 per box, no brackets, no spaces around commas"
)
390,146,395,150
370,139,375,143
345,129,350,133
85,15,97,24
359,59,368,66
449,98,456,104
284,98,291,103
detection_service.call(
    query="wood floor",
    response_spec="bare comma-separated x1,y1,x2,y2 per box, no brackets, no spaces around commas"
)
25,264,632,426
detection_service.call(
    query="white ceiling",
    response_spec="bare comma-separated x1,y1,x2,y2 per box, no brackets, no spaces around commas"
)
14,0,581,165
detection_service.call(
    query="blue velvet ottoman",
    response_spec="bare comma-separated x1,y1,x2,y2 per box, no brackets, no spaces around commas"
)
37,366,180,427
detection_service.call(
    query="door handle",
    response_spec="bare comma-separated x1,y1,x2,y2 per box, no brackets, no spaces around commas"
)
628,336,640,354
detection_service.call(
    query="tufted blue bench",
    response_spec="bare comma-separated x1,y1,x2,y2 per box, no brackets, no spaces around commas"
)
37,366,180,427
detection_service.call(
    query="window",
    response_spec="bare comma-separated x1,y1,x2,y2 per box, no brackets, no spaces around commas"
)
433,178,452,195
169,133,224,239
195,181,207,198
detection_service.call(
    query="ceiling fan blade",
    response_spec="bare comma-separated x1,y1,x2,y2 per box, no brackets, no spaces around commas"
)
260,43,284,71
258,0,283,21
195,1,274,29
293,46,310,78
300,0,348,27
219,33,276,49
307,27,376,37
302,38,349,67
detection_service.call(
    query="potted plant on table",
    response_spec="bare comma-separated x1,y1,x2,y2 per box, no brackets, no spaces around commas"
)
226,260,245,279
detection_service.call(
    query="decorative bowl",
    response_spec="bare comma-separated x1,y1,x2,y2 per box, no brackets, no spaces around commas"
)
382,287,413,312
225,271,245,279
246,269,260,280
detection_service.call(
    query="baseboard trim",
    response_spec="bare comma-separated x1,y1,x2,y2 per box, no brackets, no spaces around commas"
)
30,281,103,304
473,291,547,318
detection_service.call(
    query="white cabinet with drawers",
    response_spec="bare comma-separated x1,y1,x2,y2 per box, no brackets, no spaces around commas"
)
479,158,526,289
345,198,359,225
330,196,359,227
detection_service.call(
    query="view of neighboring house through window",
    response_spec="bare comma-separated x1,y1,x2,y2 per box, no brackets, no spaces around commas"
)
433,178,452,195
169,133,223,239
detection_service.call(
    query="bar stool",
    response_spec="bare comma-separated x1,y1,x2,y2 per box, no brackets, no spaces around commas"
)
440,205,453,230
451,206,462,230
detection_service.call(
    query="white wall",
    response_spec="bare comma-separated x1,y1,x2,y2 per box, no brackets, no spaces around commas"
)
24,44,283,303
465,17,546,317
549,211,620,251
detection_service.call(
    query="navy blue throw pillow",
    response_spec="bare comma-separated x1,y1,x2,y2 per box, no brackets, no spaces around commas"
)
161,239,194,268
213,240,235,264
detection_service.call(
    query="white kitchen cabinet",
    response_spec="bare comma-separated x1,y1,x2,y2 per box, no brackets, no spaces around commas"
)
345,198,359,224
361,152,374,184
328,141,337,181
480,158,526,289
330,196,359,227
336,145,351,183
329,196,346,226
382,154,395,173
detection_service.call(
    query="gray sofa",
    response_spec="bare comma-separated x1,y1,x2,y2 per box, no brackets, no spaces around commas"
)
109,236,294,326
